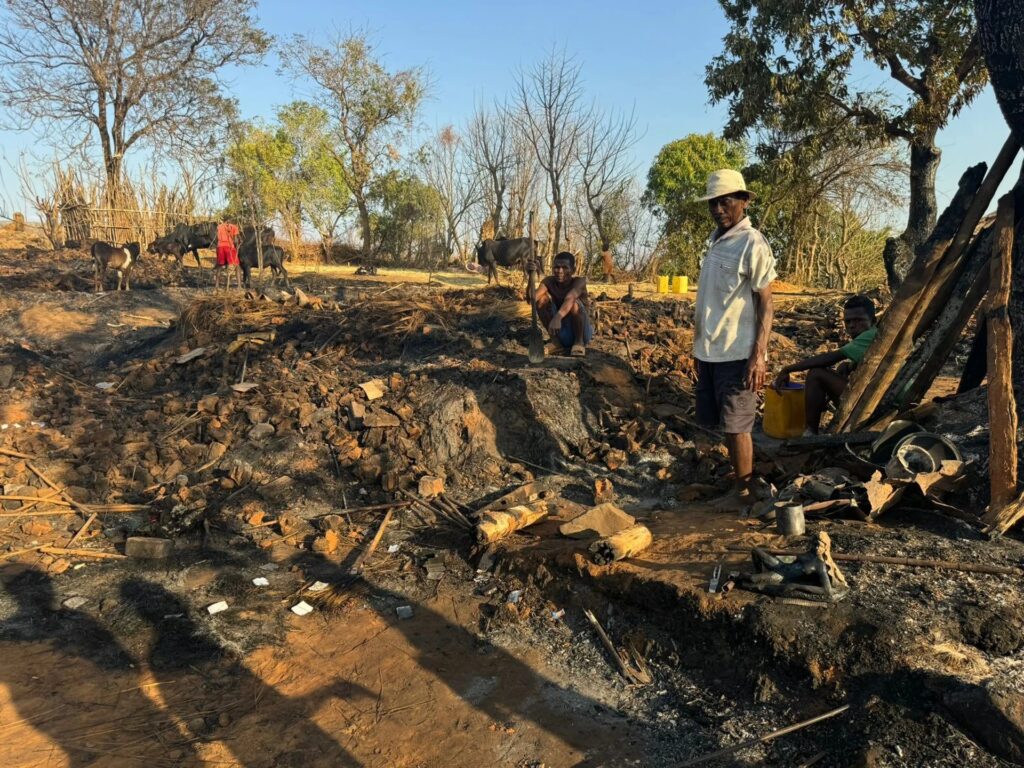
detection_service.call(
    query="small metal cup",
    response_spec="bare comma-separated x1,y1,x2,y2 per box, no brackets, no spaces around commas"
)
776,503,806,536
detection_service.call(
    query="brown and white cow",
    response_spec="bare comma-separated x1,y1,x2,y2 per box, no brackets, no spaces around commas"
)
92,241,141,291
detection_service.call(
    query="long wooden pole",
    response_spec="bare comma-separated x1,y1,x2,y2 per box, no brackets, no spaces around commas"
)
679,705,850,767
983,192,1020,518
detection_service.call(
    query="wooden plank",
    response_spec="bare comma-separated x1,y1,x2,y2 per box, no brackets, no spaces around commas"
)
983,192,1020,518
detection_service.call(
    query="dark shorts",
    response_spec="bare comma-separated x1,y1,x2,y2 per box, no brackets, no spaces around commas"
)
557,305,594,348
696,358,757,434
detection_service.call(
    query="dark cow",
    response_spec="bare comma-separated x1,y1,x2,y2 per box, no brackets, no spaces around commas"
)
148,221,217,270
475,237,537,284
92,241,141,291
237,227,290,288
146,234,190,268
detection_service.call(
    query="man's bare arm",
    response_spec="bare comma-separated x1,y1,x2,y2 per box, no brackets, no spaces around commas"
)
555,277,588,319
747,285,773,391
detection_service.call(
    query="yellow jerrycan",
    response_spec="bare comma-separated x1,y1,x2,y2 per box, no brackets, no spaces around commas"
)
763,384,806,439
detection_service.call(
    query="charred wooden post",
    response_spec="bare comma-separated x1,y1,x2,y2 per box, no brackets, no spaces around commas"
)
832,162,988,430
957,318,988,394
982,192,1020,518
589,524,653,564
476,501,548,544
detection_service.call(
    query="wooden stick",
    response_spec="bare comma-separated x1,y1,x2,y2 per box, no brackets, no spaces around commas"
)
0,544,46,561
0,447,35,459
26,462,93,517
348,508,394,575
583,608,648,685
0,504,146,518
983,192,1019,514
68,512,98,546
679,704,850,766
311,500,412,517
39,546,126,560
13,489,65,515
0,494,73,506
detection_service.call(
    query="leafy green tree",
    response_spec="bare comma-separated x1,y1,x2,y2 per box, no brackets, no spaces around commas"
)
224,120,295,234
225,103,350,259
706,0,987,282
276,102,350,258
281,32,428,260
643,133,746,276
369,171,445,266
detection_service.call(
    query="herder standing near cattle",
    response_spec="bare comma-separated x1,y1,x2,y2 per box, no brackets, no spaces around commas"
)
693,170,776,511
215,217,241,289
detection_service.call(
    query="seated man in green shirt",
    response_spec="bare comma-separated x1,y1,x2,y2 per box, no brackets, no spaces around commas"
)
773,294,877,434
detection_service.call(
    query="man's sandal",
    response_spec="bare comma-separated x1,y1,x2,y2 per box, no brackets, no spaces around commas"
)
570,343,586,357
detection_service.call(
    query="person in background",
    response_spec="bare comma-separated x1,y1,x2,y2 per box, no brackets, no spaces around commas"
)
215,217,241,289
693,169,776,511
773,294,878,434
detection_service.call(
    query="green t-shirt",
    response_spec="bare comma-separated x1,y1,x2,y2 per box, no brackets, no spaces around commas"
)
840,326,878,364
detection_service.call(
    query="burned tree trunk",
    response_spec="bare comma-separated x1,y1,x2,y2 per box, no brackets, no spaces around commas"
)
975,0,1024,145
976,0,1024,480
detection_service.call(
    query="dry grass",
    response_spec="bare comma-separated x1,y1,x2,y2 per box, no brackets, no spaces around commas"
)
902,632,992,682
177,285,529,346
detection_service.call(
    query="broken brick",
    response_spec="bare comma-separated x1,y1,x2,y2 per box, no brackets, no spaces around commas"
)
125,536,174,559
418,475,444,498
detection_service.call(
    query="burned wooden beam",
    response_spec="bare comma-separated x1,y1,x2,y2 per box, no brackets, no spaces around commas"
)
881,223,994,413
982,192,1020,518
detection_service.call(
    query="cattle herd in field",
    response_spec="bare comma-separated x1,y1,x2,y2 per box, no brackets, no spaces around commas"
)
90,221,290,292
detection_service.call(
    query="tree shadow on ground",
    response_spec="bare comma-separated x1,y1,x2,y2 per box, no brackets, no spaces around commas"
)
118,578,370,768
295,548,659,768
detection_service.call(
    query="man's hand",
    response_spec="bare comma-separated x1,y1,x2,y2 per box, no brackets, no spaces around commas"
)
548,314,562,335
746,353,767,392
772,370,790,392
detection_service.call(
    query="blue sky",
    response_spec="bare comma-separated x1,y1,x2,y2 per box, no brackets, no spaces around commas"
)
1,0,1018,221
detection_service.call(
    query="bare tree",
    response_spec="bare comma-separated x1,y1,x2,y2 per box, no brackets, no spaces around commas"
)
503,122,541,240
0,0,268,191
514,49,587,254
576,106,639,270
281,32,428,260
421,126,481,262
467,104,512,239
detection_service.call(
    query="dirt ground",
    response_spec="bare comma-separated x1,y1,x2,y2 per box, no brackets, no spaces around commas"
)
0,231,1021,767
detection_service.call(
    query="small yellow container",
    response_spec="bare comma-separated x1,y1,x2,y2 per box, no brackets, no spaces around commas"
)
657,275,669,293
672,275,688,294
763,385,806,439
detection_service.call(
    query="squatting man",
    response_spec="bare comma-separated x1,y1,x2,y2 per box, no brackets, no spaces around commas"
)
530,251,593,357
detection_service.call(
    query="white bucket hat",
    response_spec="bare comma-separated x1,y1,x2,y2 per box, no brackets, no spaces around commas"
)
696,169,755,201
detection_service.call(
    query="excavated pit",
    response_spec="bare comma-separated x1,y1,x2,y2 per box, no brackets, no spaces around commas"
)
0,256,1020,767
